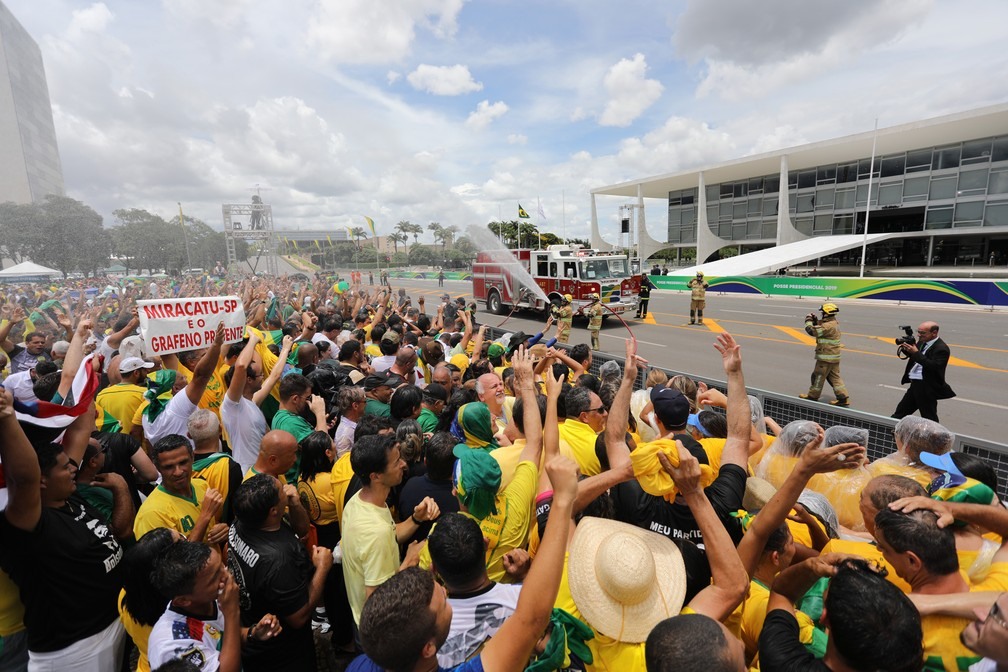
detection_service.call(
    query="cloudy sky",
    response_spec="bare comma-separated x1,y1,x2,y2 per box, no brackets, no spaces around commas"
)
7,0,1008,243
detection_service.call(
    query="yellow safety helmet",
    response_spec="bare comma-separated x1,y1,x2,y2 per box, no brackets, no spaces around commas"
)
588,293,600,301
562,294,572,303
820,302,839,316
696,271,704,277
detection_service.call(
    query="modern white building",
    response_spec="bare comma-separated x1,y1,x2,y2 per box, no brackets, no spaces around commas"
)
591,104,1008,272
0,1,64,204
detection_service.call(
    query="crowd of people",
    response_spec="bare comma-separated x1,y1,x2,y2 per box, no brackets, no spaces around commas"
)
0,272,1005,672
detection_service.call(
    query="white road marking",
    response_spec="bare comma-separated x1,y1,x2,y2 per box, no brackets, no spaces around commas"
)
721,309,793,317
877,384,1008,410
602,333,667,348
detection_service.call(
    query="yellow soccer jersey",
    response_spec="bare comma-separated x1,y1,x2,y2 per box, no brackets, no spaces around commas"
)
134,479,215,540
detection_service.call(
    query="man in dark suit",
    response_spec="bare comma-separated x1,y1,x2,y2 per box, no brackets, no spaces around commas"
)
892,321,955,422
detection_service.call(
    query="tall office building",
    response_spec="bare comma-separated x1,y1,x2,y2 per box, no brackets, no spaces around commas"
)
0,1,64,204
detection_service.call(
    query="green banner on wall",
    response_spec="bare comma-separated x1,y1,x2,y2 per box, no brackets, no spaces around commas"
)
649,275,1008,306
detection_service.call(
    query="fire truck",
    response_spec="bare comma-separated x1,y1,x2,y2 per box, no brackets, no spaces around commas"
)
472,244,641,317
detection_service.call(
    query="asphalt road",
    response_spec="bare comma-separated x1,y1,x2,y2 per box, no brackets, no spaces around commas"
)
387,277,1008,444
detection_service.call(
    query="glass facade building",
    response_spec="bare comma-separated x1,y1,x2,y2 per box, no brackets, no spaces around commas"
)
0,1,64,204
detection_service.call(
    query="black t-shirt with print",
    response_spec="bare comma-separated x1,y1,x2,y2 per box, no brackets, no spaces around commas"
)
227,520,315,672
0,500,124,652
610,463,746,546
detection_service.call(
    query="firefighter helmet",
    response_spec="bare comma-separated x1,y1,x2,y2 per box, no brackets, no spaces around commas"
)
562,294,572,304
820,302,839,316
696,271,704,278
588,293,600,301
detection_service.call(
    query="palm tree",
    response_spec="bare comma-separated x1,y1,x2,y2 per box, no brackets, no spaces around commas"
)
402,221,423,248
428,222,444,251
442,225,458,252
349,226,368,251
389,232,408,255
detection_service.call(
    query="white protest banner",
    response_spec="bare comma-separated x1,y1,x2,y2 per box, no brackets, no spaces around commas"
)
137,296,246,356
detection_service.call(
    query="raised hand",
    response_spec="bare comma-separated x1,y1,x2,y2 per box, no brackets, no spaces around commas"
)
713,332,742,375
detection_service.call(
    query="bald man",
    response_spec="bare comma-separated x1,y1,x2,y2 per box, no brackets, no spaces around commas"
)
893,321,955,423
242,430,311,537
476,372,505,420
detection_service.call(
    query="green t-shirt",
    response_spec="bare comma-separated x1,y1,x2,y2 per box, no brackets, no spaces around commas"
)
417,407,439,433
271,409,315,443
364,398,391,419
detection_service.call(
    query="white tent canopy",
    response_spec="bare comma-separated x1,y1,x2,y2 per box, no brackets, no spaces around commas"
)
0,261,62,279
680,234,896,277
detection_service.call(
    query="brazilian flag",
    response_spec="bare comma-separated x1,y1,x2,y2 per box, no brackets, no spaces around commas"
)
518,204,530,219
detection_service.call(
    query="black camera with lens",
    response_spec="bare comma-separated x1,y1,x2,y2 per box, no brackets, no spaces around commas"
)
894,325,915,347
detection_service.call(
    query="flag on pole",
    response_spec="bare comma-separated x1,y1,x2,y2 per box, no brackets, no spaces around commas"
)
314,239,322,251
327,234,333,246
364,216,376,236
538,202,547,221
346,226,353,238
518,204,530,219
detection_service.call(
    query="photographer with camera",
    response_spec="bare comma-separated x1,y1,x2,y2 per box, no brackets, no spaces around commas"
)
798,302,850,406
892,321,955,422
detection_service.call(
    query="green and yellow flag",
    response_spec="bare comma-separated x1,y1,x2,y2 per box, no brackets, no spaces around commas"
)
518,204,530,219
364,216,376,236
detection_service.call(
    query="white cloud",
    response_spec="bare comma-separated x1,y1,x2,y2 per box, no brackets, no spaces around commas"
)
66,3,113,37
387,71,402,85
507,133,527,145
466,100,508,129
616,116,737,175
599,54,663,127
305,0,465,65
674,0,933,101
407,64,483,95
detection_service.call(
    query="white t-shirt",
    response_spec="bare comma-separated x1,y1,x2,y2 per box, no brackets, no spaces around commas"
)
312,333,337,349
371,355,395,372
142,392,198,447
333,416,357,458
147,604,225,671
220,395,268,472
2,370,37,403
438,582,523,667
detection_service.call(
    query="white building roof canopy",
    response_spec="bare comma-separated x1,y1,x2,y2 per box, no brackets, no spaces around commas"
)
681,234,896,277
0,261,61,276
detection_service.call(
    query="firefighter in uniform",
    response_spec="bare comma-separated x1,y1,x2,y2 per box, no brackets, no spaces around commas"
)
578,293,603,350
687,271,709,324
636,274,653,319
799,302,850,406
546,294,574,344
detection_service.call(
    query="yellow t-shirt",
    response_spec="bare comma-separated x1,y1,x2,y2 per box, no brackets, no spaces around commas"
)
331,453,355,525
341,492,399,625
0,568,24,638
491,440,524,490
558,419,601,477
95,383,147,434
821,538,912,593
134,479,216,540
132,399,150,431
118,588,153,672
178,362,227,420
420,461,538,584
731,579,820,663
922,613,981,672
298,471,340,527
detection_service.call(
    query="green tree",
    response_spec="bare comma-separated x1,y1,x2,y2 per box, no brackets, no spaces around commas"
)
538,231,563,247
29,195,110,277
112,208,175,274
441,224,458,251
388,232,409,255
0,201,41,264
349,226,368,250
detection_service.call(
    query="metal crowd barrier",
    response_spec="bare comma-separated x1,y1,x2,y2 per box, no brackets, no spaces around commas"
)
484,327,1008,501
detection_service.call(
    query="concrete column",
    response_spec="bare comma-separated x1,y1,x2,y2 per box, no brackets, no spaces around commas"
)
590,192,614,250
777,154,806,246
927,236,935,267
695,171,731,265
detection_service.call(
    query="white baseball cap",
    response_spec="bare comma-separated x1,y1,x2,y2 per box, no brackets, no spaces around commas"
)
119,356,154,373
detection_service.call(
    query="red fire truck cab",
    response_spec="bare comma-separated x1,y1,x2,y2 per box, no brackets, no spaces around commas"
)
472,244,641,317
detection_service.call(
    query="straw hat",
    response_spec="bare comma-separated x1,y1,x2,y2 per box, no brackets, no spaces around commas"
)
743,477,777,512
568,517,687,643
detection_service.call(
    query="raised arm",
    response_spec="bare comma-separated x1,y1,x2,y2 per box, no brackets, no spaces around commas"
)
0,389,42,531
105,307,140,351
226,332,260,403
482,455,578,672
512,346,543,466
889,496,1008,563
184,323,225,406
55,318,93,399
0,305,25,353
714,332,749,470
253,335,293,406
661,442,748,622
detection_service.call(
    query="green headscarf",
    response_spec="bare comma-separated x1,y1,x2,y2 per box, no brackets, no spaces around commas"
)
452,402,499,453
451,448,502,521
143,369,177,423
